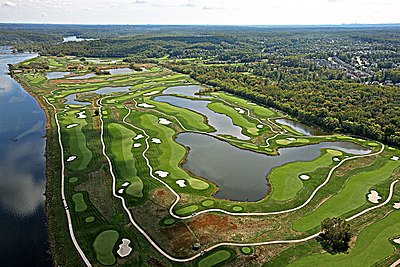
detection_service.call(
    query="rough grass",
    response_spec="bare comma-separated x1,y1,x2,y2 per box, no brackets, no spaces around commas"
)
293,159,400,232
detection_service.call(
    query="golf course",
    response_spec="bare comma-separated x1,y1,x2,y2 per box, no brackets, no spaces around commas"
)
11,55,400,267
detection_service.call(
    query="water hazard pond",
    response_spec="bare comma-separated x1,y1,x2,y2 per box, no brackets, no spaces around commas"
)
176,132,371,201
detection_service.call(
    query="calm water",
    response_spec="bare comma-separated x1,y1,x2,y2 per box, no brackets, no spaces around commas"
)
163,85,206,98
62,36,98,43
0,48,52,266
67,73,97,80
176,132,370,201
65,86,131,105
46,71,70,80
107,68,135,75
155,95,250,140
276,118,327,136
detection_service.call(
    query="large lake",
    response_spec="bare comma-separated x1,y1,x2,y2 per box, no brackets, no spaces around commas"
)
0,48,52,266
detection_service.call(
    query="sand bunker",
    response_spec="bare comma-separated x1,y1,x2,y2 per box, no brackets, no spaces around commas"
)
133,143,142,148
247,102,256,105
393,238,400,244
155,170,169,178
66,156,77,162
287,138,296,141
143,91,160,96
299,174,310,180
134,134,144,140
333,157,340,162
159,118,172,125
76,111,87,119
152,138,161,144
122,182,130,187
176,180,186,188
391,156,399,161
393,203,400,209
118,189,124,194
257,124,263,129
138,103,155,108
234,107,245,114
367,190,382,204
117,238,132,257
66,123,79,129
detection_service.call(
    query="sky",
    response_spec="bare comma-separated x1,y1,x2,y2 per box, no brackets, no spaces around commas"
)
0,0,399,25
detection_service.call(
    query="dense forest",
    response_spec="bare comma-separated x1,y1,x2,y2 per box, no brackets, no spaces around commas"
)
1,24,399,146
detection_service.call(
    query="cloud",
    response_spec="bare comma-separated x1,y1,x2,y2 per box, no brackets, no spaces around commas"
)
202,5,223,10
2,1,16,7
132,0,146,4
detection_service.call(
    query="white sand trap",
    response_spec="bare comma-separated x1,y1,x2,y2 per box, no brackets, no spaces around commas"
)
257,124,263,129
393,203,400,209
152,138,161,144
117,238,132,257
66,123,79,129
391,156,399,161
155,170,169,178
287,138,296,141
159,118,172,125
122,182,130,187
299,174,310,180
393,238,400,244
367,190,382,204
138,103,155,108
333,157,340,162
66,156,77,162
118,189,124,194
76,111,87,119
143,91,160,96
176,180,186,188
247,102,256,105
133,143,142,148
134,134,144,140
234,107,245,114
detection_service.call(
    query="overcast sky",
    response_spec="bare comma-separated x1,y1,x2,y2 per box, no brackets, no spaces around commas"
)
0,0,399,25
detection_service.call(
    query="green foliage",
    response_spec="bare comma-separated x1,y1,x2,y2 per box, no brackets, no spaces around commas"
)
316,217,352,254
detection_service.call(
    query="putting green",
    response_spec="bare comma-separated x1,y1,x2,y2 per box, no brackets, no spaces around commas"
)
241,247,252,254
93,230,119,266
202,200,215,207
71,193,87,212
233,206,243,212
208,102,258,136
85,216,95,223
198,250,231,267
269,153,333,201
289,211,400,266
176,205,199,215
293,159,400,231
327,149,343,156
276,139,291,145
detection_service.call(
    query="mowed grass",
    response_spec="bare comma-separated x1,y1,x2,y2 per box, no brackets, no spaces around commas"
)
138,113,209,190
289,210,400,267
93,230,119,266
293,159,400,232
60,111,92,170
107,123,143,197
176,205,199,215
71,193,87,212
269,152,334,201
198,250,232,267
207,102,259,136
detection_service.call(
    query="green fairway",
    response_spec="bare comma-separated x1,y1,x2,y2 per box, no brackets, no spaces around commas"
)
176,205,199,215
269,152,333,201
289,211,400,267
93,230,119,266
138,113,209,190
107,123,143,198
208,102,258,136
198,250,232,267
71,193,87,212
293,159,400,231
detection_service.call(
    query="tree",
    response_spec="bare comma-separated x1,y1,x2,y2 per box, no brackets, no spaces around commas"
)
316,217,352,254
